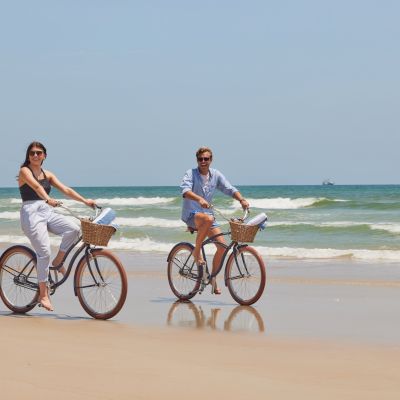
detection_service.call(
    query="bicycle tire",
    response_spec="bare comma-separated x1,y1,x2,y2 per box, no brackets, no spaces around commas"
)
167,243,202,300
225,246,266,306
75,249,128,320
0,245,39,313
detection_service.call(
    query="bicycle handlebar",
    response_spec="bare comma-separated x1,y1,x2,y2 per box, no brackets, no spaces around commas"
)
210,204,250,223
58,203,102,221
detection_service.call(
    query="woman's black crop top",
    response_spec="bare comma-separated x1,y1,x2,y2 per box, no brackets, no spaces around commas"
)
19,167,51,202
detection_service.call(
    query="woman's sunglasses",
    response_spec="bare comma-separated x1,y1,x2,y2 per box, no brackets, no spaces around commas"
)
197,157,210,162
29,150,44,156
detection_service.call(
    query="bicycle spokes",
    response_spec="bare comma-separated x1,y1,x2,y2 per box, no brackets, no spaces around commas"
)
226,247,266,306
0,246,39,312
75,250,127,319
167,244,202,300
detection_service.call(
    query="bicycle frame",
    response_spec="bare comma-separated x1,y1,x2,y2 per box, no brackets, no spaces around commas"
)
197,230,249,288
6,236,106,298
48,237,85,287
47,204,108,294
49,238,109,297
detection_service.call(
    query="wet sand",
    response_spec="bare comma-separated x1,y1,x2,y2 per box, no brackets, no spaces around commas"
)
17,250,399,344
1,248,400,398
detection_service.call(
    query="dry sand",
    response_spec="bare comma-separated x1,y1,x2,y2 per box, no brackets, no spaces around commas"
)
1,314,399,400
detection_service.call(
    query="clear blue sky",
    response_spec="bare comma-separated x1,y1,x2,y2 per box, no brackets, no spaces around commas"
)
1,0,399,187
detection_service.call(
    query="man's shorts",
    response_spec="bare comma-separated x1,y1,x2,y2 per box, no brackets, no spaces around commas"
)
186,211,219,230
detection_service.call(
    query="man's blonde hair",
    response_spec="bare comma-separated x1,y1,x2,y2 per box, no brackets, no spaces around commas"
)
196,147,213,159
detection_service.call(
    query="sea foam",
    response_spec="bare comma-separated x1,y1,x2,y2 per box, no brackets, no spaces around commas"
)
243,197,331,209
116,217,185,228
0,212,20,220
254,246,400,261
96,197,175,206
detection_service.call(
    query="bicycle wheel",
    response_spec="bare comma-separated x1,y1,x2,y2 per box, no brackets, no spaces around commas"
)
225,246,266,306
0,245,39,313
75,249,128,320
167,243,202,300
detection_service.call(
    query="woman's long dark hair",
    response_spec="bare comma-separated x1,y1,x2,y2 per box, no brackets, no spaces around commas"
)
21,141,47,168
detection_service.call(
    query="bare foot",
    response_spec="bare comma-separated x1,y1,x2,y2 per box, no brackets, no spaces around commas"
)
211,278,221,295
52,251,66,275
39,296,54,311
193,253,205,265
54,265,66,276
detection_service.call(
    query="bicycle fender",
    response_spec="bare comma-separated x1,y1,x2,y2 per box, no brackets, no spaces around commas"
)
73,248,104,296
0,245,36,265
224,244,248,286
166,242,194,262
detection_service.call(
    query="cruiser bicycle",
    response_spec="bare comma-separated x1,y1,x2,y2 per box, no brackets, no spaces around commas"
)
0,205,127,320
167,207,266,306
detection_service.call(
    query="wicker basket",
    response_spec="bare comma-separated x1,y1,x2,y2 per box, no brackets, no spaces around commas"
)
80,219,116,246
229,220,259,243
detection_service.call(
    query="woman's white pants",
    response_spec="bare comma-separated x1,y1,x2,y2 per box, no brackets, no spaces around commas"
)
20,201,80,282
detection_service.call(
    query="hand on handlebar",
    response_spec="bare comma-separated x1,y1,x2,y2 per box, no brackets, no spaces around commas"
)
240,199,250,210
47,199,62,208
84,199,97,209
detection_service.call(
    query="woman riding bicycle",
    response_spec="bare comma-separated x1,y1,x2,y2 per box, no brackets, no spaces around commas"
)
180,147,249,294
18,141,96,311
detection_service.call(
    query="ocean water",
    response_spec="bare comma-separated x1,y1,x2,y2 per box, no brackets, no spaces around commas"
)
1,185,400,262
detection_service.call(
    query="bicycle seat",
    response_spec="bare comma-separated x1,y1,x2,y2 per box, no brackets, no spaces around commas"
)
187,227,198,234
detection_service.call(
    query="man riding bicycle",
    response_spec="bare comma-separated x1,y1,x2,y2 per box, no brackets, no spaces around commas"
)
180,147,249,294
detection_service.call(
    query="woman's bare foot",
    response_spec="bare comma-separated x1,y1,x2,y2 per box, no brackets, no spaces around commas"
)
38,282,54,311
39,296,54,311
52,251,66,275
53,264,66,276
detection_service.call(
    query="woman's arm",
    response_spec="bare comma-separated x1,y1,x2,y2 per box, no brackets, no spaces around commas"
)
46,171,96,208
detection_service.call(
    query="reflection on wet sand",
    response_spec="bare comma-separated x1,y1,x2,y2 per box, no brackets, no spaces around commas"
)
166,301,265,333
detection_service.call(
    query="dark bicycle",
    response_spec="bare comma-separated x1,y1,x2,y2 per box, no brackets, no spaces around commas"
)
167,207,266,305
0,205,128,320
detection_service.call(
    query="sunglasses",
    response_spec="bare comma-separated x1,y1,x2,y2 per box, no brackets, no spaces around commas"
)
29,150,44,156
197,157,210,162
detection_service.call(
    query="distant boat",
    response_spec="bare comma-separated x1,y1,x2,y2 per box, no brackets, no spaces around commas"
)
322,179,335,186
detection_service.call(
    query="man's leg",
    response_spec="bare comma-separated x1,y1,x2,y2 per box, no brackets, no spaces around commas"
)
208,226,226,294
193,213,214,263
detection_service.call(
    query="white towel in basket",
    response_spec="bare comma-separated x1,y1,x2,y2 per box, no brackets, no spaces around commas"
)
245,212,268,229
93,207,116,225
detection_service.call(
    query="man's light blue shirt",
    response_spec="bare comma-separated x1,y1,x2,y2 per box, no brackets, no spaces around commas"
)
180,167,238,223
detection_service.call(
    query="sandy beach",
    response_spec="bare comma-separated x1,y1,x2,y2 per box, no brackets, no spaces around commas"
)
1,249,400,399
0,316,399,400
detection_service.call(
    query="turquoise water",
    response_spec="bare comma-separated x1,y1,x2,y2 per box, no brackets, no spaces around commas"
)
1,185,400,261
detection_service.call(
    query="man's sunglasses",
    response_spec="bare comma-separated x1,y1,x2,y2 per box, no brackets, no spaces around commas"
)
29,150,44,156
197,157,210,162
